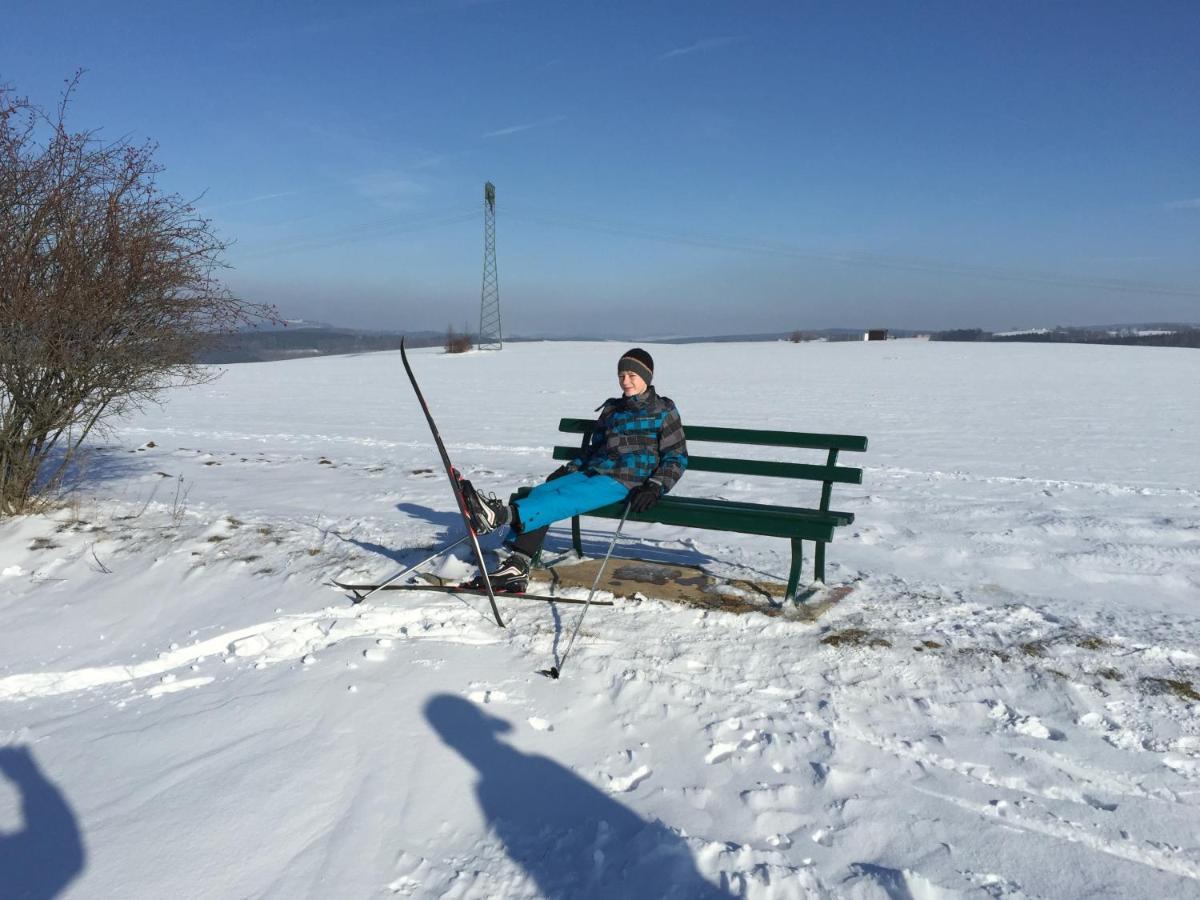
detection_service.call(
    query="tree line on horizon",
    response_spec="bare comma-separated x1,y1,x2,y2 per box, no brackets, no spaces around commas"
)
930,327,1200,348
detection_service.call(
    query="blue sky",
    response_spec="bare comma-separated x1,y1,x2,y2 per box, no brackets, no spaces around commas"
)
4,1,1199,336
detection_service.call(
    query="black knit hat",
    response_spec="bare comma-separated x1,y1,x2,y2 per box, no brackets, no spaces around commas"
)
618,348,654,385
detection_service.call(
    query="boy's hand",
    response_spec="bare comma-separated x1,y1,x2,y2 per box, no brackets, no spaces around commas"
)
628,482,662,513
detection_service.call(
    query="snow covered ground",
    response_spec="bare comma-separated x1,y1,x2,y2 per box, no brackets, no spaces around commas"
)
2,340,1199,899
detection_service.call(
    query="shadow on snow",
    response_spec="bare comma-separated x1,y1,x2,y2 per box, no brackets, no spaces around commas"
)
23,444,161,502
0,745,86,899
390,501,731,573
424,695,732,899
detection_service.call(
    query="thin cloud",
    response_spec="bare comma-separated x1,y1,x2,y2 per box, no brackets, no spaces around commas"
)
1164,198,1200,210
410,154,446,170
483,122,537,138
1087,254,1163,264
482,115,565,139
202,191,298,212
350,171,429,209
658,36,742,61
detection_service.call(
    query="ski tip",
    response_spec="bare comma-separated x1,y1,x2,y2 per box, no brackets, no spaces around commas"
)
538,667,560,680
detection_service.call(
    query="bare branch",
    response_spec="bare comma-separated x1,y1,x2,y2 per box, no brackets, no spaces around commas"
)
0,78,277,515
90,543,112,574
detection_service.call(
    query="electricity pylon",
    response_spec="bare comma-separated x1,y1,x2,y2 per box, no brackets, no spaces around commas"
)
477,182,502,350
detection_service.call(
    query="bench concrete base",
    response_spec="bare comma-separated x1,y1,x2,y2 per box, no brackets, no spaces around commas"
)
537,557,853,619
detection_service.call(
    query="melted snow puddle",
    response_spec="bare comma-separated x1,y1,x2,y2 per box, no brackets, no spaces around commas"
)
0,602,499,703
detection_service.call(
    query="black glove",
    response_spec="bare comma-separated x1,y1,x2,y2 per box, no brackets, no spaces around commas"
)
628,482,662,513
546,465,574,482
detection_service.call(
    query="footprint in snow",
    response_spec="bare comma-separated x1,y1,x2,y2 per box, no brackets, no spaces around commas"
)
608,765,651,793
705,742,742,765
705,729,766,764
388,851,447,896
987,700,1061,740
363,638,394,662
467,689,507,704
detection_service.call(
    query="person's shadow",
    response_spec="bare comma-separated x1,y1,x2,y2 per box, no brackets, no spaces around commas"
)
425,695,732,899
0,745,86,899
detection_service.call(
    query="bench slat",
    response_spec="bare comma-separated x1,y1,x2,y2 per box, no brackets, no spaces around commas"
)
579,499,840,541
551,447,862,484
558,418,868,453
659,495,856,526
516,486,854,526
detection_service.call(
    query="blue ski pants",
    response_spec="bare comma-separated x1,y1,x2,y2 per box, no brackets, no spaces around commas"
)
508,472,629,537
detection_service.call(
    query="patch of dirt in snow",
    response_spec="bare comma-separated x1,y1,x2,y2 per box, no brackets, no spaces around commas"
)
538,556,855,619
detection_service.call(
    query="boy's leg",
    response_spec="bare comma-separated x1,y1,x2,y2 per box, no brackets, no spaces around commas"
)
476,473,626,590
498,473,583,560
508,525,549,560
510,472,628,533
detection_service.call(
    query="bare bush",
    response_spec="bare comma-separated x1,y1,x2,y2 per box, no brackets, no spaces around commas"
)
0,76,275,515
444,326,473,354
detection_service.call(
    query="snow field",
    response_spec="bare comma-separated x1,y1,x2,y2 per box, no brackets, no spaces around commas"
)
1,340,1199,898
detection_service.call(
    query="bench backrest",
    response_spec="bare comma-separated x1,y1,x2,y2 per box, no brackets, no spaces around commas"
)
553,418,868,513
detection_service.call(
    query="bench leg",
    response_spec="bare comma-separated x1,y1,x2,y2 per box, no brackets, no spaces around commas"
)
814,541,826,584
785,538,804,604
571,515,583,558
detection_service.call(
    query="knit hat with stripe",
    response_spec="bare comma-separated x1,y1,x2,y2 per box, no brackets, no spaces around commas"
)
618,348,654,385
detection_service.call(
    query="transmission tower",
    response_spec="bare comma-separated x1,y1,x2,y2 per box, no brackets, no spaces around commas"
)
477,182,502,350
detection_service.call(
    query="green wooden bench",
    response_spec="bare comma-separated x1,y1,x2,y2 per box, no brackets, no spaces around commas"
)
515,418,868,604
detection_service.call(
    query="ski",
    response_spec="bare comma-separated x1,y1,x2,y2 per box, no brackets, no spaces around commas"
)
329,534,472,605
333,580,614,606
400,338,505,628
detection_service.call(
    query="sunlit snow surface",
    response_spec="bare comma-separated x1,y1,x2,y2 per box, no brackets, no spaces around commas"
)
1,341,1198,899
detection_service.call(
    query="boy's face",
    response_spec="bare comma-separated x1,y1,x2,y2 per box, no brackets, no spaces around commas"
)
618,370,647,397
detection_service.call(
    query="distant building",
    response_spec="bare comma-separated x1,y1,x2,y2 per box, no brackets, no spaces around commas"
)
863,329,889,341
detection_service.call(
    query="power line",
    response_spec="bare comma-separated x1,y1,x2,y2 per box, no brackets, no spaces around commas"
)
504,203,1200,299
225,197,1200,302
233,207,477,261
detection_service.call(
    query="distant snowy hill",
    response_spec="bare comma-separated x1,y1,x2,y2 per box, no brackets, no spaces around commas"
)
2,341,1199,898
200,325,446,363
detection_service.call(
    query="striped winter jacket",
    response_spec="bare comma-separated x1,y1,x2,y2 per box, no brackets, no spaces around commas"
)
569,387,688,492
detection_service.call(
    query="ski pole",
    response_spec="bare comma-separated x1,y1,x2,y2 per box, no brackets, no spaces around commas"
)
350,533,472,604
544,501,632,680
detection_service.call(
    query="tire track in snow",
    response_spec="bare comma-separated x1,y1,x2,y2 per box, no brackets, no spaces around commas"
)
916,785,1200,882
829,716,1189,812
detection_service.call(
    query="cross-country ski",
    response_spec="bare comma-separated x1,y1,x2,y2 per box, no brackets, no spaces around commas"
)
332,580,615,606
400,338,505,628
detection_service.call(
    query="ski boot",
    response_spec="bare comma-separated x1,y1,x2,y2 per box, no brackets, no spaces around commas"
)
458,476,510,534
467,552,531,593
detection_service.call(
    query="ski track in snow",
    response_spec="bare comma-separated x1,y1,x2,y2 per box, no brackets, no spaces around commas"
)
2,342,1200,898
0,602,500,703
